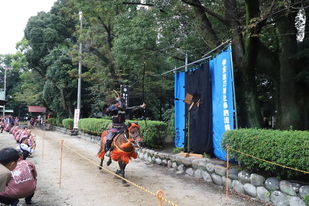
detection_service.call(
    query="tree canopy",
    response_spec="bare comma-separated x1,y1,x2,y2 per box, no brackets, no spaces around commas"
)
0,0,308,130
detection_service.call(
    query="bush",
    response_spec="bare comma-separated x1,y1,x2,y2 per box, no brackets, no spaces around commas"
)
56,118,64,126
77,118,168,148
62,118,74,129
47,118,57,125
303,195,309,206
140,121,168,148
173,147,183,154
162,108,175,142
78,118,111,135
222,129,309,178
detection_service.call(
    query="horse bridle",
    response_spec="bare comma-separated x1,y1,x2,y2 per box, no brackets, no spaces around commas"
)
129,132,141,139
123,126,142,147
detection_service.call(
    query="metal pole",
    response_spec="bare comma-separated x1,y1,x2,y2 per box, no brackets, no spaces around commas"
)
3,67,7,117
185,52,188,72
77,11,82,111
161,56,211,75
229,44,238,129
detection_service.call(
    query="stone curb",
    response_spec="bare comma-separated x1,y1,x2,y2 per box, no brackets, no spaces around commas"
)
135,148,309,206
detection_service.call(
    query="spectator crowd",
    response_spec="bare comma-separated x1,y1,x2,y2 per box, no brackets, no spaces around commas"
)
0,117,37,205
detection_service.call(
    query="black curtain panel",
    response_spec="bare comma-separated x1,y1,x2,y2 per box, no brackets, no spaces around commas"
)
184,63,213,156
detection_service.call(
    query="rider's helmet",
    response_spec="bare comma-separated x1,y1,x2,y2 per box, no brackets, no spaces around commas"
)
116,97,126,110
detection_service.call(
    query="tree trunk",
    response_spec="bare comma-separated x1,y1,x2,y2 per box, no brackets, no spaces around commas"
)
236,0,263,128
275,10,302,129
304,2,309,40
300,5,309,129
182,0,280,128
223,0,247,127
190,1,220,48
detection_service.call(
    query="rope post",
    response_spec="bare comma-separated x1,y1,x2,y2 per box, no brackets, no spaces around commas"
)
156,190,164,206
225,144,230,203
59,140,64,188
41,129,45,159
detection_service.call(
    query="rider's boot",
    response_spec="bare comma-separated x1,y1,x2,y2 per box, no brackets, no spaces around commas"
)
105,140,112,157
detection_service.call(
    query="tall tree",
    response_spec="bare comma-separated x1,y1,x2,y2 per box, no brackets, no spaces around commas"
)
274,1,303,129
43,46,76,118
69,0,177,119
22,0,78,118
0,54,23,113
180,0,308,129
12,38,44,107
8,0,309,129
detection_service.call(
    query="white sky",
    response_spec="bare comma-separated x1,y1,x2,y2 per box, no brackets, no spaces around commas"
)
0,0,56,55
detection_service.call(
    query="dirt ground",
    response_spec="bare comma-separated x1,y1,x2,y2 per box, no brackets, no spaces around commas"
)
0,128,272,206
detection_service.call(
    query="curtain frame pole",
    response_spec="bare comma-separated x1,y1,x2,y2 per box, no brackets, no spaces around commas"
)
161,39,231,75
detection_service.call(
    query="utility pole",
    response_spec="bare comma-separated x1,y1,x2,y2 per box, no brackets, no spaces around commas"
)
74,11,82,129
2,67,7,117
77,11,83,111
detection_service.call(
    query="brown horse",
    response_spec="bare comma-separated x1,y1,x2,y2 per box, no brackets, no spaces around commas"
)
98,122,143,184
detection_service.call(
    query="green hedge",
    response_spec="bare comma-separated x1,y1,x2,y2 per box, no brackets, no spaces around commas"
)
222,129,309,178
48,117,63,126
47,118,57,125
139,121,167,148
77,118,167,148
62,118,74,129
78,118,110,135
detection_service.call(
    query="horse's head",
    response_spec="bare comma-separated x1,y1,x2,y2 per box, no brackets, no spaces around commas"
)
127,122,144,147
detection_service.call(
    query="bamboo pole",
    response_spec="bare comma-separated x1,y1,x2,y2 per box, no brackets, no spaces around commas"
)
59,140,64,188
226,145,229,203
156,190,164,206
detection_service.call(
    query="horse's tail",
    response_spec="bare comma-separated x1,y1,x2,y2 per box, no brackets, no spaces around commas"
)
101,130,108,138
98,130,108,159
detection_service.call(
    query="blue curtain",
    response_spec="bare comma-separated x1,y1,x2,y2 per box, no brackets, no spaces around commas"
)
210,47,235,161
173,46,235,160
174,72,185,148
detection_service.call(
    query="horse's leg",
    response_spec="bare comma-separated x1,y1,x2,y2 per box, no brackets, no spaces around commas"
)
107,157,112,166
98,136,106,170
118,161,127,184
99,158,104,170
98,148,104,170
106,141,114,166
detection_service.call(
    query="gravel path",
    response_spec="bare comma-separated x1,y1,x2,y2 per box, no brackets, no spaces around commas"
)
0,128,271,206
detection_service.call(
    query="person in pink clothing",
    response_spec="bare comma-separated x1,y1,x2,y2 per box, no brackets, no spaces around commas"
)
0,148,20,192
13,128,22,143
15,127,28,143
0,148,20,206
0,153,37,206
3,123,11,133
26,130,36,147
11,126,19,137
0,119,5,133
9,126,17,135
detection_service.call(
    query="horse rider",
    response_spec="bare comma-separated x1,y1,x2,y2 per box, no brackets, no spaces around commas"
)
105,97,146,156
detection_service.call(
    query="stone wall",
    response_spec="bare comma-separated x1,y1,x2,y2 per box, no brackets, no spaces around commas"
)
51,127,309,206
136,148,309,206
53,126,101,143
